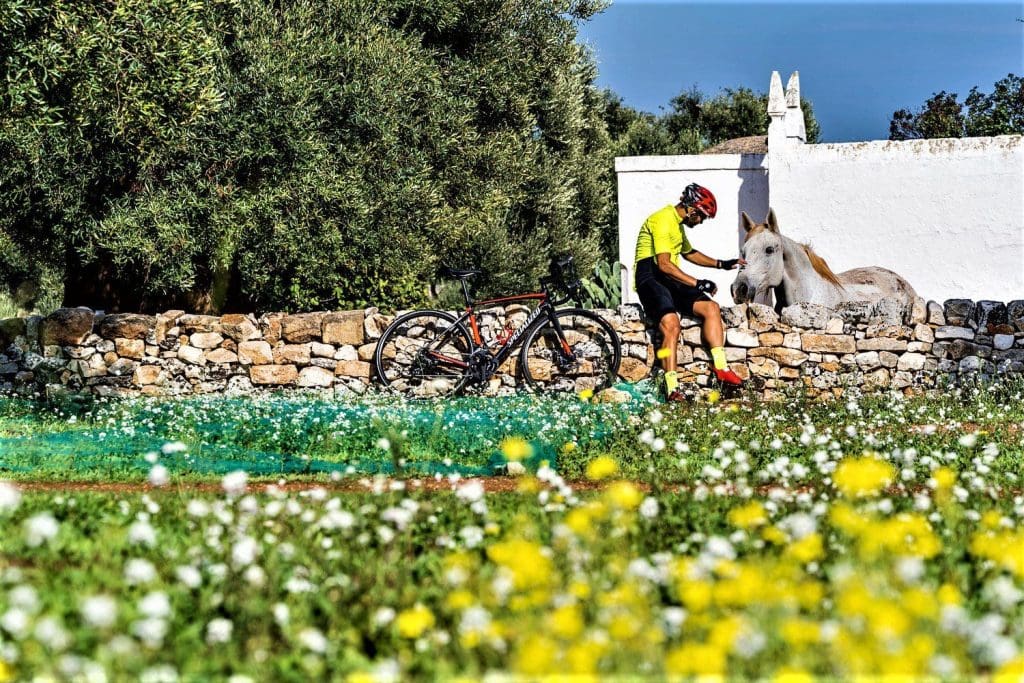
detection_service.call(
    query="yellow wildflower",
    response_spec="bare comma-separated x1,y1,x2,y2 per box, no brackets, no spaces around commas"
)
345,673,376,683
762,525,789,545
514,634,558,675
501,436,533,461
605,481,643,509
396,604,435,639
487,538,555,589
781,618,820,647
707,389,721,404
773,667,815,683
578,388,594,400
586,455,619,481
833,455,895,497
932,466,957,490
548,604,585,640
785,532,824,563
728,501,768,529
995,655,1024,683
445,589,474,610
938,582,962,605
665,643,727,676
0,660,12,683
981,510,1004,529
561,441,577,454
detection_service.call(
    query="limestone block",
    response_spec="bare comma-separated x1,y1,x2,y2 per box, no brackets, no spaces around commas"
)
616,357,648,383
190,332,224,349
897,352,926,371
893,371,914,389
205,348,238,364
947,339,990,361
782,303,830,329
907,342,932,353
724,347,747,362
681,327,702,346
250,364,299,385
65,346,95,360
865,323,906,339
335,345,359,361
238,341,273,366
910,297,928,324
40,308,95,346
78,354,107,378
99,314,156,341
863,368,890,389
994,334,1015,351
675,345,693,365
913,324,934,343
102,351,118,365
279,313,324,343
934,326,974,341
870,298,908,326
43,345,63,358
855,351,880,370
834,300,874,325
973,300,1007,331
747,303,779,331
618,304,645,322
692,347,709,362
721,305,747,328
334,360,372,379
801,334,855,354
678,315,701,330
959,356,983,373
273,343,311,365
0,317,27,347
1007,300,1024,332
779,367,801,379
856,338,908,352
825,318,844,334
220,314,260,342
107,358,138,376
748,347,809,367
364,312,393,342
322,311,364,346
297,366,336,387
783,333,801,349
177,346,206,366
260,313,284,345
943,299,974,327
725,329,759,348
357,343,378,362
749,357,780,378
177,314,221,335
879,351,899,368
758,332,784,346
115,338,145,360
818,362,840,373
311,342,335,358
926,301,945,326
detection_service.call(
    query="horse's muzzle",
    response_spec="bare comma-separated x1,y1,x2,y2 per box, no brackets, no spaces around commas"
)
731,279,750,304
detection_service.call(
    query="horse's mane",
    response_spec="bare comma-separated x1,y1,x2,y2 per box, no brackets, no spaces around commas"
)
800,243,844,288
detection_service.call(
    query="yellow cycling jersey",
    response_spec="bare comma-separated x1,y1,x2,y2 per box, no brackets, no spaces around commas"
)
633,204,693,273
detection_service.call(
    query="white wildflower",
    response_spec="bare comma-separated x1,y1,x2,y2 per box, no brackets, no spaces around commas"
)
148,465,169,487
23,512,59,547
222,470,248,496
639,497,660,519
139,592,172,619
0,481,21,513
205,618,233,645
128,520,157,547
175,565,202,589
80,595,118,628
124,559,158,585
299,627,329,654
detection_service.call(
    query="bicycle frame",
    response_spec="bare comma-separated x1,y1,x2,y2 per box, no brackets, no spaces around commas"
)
423,282,574,376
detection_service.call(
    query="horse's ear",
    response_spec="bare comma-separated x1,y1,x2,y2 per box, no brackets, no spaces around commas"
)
741,212,756,233
766,208,779,233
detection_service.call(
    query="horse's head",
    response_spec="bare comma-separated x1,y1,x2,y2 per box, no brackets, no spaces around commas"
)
731,209,785,304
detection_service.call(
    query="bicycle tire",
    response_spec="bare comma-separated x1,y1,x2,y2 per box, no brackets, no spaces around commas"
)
374,310,473,399
518,308,622,394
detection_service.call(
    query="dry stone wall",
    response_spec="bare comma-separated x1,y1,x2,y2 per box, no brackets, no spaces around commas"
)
1,298,1022,399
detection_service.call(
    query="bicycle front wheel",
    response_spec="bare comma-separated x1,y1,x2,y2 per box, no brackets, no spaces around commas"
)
519,308,621,393
374,310,473,398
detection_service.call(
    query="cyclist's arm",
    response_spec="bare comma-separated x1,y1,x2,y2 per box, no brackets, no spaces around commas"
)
681,250,719,268
655,252,699,287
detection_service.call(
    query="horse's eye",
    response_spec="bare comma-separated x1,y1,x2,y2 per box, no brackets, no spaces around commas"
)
765,247,775,255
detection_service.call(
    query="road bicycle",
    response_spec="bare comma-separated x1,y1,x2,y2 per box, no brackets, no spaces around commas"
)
374,256,622,398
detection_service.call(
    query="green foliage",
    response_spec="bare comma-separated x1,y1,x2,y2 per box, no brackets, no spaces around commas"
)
579,258,622,309
889,74,1024,140
0,0,615,313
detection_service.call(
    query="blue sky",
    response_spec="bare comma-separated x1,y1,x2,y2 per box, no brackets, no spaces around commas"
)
576,1,1023,142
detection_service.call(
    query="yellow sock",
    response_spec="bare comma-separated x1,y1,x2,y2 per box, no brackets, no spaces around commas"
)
710,346,727,370
664,371,678,394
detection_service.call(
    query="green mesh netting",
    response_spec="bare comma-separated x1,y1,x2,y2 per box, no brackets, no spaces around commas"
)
0,384,656,479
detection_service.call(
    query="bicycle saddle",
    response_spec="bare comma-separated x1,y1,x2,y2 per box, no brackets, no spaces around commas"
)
439,267,482,279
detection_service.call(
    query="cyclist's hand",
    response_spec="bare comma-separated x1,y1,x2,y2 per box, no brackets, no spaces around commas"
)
696,279,717,296
717,258,743,270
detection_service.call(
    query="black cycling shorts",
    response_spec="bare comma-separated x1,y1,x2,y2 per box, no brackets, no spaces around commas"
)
635,257,711,322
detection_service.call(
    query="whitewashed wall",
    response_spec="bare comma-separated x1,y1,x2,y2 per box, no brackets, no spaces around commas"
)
768,135,1024,302
615,154,769,305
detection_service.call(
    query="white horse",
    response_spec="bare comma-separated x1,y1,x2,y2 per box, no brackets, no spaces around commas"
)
730,209,918,312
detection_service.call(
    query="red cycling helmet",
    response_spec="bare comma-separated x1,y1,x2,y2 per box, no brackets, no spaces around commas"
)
681,183,717,219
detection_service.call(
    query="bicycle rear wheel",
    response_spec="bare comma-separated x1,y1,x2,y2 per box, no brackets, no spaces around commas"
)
519,308,621,393
374,310,473,398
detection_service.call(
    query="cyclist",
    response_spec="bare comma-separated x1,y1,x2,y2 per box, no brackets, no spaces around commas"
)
633,183,745,402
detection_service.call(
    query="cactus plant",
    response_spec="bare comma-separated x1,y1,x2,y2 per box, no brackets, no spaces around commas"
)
579,259,623,310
